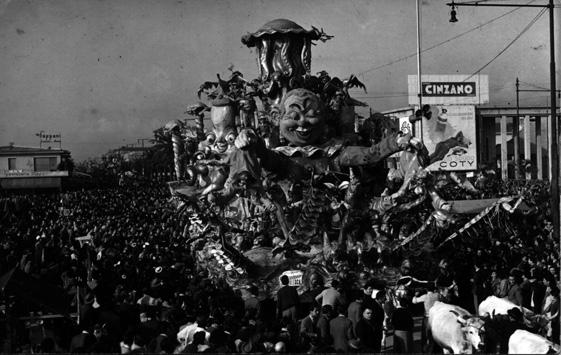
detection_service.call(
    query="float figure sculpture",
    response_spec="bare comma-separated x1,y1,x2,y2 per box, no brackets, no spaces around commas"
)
166,19,446,295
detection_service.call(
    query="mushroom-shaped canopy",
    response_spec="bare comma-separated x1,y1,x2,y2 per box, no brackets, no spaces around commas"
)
241,19,322,47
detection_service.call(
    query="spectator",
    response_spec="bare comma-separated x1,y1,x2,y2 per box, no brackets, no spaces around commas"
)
412,282,440,352
520,270,532,309
299,305,320,343
471,262,488,313
355,307,378,353
435,259,454,289
347,290,363,329
329,305,355,352
244,285,260,317
542,285,560,343
529,267,546,313
361,282,376,312
316,305,333,347
277,275,299,322
392,298,414,353
507,272,523,307
491,268,509,298
315,279,343,309
371,288,387,351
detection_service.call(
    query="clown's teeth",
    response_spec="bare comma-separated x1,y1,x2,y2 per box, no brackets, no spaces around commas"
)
296,127,310,132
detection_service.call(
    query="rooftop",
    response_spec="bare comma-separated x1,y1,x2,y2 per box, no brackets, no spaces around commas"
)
0,145,70,156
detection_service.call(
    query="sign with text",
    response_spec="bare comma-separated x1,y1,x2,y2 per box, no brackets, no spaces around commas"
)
279,270,303,287
36,132,61,143
421,105,477,171
408,74,488,105
0,170,68,178
422,82,476,97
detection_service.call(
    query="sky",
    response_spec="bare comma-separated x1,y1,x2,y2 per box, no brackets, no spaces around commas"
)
0,0,558,161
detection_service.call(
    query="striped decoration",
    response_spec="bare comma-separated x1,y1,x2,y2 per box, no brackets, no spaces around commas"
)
440,196,518,246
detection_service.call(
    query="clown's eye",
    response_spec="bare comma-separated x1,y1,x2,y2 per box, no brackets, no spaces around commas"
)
206,134,216,144
225,133,236,144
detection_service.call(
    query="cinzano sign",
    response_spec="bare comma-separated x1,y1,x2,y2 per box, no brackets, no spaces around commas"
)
408,74,488,105
422,82,476,96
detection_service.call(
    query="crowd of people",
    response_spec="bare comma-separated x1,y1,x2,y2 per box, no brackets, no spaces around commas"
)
0,175,558,353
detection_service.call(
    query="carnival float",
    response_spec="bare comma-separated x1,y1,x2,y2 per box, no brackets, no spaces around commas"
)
163,19,538,300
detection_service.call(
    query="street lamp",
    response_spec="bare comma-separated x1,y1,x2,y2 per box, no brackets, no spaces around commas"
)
447,0,559,239
449,2,458,23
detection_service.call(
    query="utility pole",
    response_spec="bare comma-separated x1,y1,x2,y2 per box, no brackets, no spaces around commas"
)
515,78,520,179
549,0,559,242
416,0,423,140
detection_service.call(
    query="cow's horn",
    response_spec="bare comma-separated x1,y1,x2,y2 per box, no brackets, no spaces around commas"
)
449,310,468,325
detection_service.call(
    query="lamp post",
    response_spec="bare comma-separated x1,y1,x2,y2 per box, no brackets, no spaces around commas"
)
416,0,423,113
447,0,559,239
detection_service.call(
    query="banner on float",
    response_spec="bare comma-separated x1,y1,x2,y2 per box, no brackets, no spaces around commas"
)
421,105,477,171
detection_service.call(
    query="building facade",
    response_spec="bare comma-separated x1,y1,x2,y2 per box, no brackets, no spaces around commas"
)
0,144,71,190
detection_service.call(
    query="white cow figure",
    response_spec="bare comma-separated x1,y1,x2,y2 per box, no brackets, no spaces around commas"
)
478,296,533,318
429,301,486,354
508,329,560,354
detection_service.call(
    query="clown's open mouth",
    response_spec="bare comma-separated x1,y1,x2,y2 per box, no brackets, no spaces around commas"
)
294,126,311,138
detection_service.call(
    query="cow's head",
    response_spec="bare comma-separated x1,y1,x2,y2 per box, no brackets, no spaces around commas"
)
450,310,486,351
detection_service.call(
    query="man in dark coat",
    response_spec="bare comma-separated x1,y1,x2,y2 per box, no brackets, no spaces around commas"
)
277,275,299,322
316,305,333,347
329,305,355,352
355,307,378,353
300,305,320,341
370,289,387,351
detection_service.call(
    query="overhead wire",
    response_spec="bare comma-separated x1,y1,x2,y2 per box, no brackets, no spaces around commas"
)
518,80,550,90
357,0,537,77
463,7,547,81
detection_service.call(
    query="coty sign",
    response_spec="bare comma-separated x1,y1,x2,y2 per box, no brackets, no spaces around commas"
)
422,82,476,97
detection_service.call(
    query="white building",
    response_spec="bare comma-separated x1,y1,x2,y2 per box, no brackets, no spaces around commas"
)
0,144,71,190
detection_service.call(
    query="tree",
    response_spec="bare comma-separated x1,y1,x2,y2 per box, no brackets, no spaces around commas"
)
146,126,174,173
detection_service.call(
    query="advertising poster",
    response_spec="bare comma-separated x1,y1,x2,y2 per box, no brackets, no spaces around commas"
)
399,115,413,136
422,105,477,171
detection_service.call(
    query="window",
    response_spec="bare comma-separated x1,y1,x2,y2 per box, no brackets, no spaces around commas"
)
8,158,16,170
34,157,58,171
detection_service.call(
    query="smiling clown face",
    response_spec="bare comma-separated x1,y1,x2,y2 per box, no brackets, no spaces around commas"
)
279,89,326,146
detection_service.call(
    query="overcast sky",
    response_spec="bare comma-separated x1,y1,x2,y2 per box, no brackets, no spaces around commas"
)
0,0,558,161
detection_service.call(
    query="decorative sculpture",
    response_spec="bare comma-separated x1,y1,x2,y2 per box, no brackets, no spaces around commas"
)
161,19,529,297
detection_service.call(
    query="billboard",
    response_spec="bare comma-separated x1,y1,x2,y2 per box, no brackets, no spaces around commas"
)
408,74,489,105
421,105,477,171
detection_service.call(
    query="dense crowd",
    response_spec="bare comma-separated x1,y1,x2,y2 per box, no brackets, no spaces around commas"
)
0,176,558,353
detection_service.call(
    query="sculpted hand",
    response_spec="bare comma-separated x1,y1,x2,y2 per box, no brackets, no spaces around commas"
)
234,129,257,149
396,132,412,149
